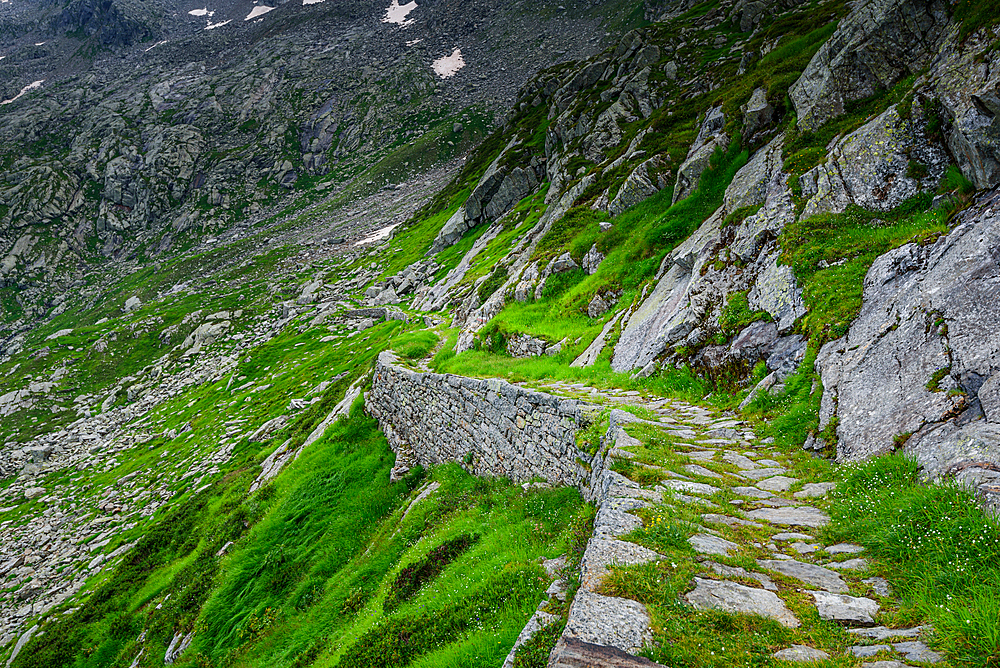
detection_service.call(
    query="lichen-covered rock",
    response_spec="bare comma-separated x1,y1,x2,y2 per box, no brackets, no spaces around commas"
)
789,0,949,132
724,134,784,213
609,154,671,215
612,137,803,371
582,244,605,275
742,87,776,140
817,189,1000,493
588,294,610,319
747,259,806,333
673,106,727,206
798,104,950,221
429,139,542,253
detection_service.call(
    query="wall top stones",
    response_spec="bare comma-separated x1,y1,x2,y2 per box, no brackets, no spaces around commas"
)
367,351,588,487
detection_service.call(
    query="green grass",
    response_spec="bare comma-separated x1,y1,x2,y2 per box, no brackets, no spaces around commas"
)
392,330,440,361
952,0,1000,41
824,454,1000,666
12,402,588,668
779,194,948,341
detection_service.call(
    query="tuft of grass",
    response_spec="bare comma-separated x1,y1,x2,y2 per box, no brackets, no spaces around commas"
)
392,330,440,361
780,194,947,341
718,290,771,340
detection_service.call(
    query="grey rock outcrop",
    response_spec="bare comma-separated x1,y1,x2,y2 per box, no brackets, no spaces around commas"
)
798,104,950,221
742,88,776,140
612,134,800,371
789,0,949,132
672,107,728,204
582,245,605,275
816,188,1000,506
609,155,671,215
430,141,543,253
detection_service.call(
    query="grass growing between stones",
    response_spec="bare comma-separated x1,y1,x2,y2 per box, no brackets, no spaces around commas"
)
824,453,1000,666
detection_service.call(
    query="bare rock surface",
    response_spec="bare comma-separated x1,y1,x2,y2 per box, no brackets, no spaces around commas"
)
812,592,880,626
685,577,801,628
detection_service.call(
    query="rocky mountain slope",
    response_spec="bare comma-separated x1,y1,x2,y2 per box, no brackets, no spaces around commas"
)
1,0,999,666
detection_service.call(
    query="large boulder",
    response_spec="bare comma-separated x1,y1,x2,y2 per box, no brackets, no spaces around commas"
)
798,104,950,221
609,155,671,216
429,140,542,253
816,188,1000,507
789,0,949,132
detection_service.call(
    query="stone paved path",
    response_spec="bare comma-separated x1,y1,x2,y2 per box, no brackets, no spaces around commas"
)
505,380,944,667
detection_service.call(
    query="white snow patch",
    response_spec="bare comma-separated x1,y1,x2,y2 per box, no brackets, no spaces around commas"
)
245,5,275,20
431,48,464,78
1,80,44,106
406,38,422,46
144,40,167,52
205,19,231,29
188,8,214,17
34,42,45,46
354,222,401,246
302,0,325,4
382,0,417,26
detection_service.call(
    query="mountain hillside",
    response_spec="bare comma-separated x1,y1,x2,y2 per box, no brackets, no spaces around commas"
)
1,0,999,667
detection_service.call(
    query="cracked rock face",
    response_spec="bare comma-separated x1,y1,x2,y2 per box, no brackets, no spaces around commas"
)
789,0,949,132
817,189,1000,485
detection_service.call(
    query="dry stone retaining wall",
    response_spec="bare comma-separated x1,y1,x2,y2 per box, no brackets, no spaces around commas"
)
367,351,589,487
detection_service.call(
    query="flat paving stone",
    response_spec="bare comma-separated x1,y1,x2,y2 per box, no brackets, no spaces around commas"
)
789,541,818,554
771,531,813,541
892,641,944,663
793,482,837,499
549,637,668,668
741,467,787,480
659,480,720,496
564,590,654,655
684,464,723,478
848,626,924,641
723,452,758,469
860,662,909,668
863,577,893,597
757,559,848,593
580,539,662,592
594,504,645,539
812,591,880,626
756,475,798,492
702,513,763,528
827,558,869,571
732,486,773,499
689,533,739,556
850,645,892,658
772,645,831,662
827,543,865,554
755,497,799,507
746,506,830,528
707,562,777,590
686,451,717,462
685,577,800,628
